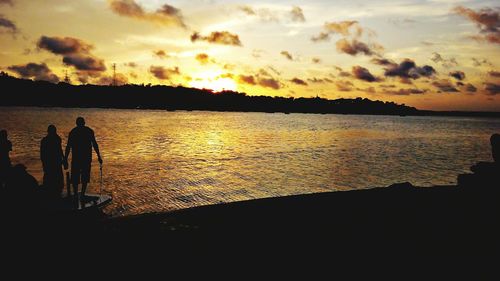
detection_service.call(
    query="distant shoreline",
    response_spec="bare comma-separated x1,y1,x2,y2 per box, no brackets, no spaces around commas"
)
2,73,500,118
2,105,500,119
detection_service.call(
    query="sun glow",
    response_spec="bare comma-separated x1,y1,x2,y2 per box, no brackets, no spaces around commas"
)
189,78,237,92
188,70,237,92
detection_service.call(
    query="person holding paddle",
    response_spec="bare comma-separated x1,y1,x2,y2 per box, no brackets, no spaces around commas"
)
64,117,102,205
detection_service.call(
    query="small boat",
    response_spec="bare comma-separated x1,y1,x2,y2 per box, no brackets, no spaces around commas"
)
52,171,112,212
38,193,112,213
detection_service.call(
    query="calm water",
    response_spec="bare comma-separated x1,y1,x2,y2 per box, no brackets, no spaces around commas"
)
1,107,499,216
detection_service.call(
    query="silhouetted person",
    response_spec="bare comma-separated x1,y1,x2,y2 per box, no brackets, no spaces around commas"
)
0,130,12,189
41,125,64,199
491,134,500,164
64,117,102,205
4,164,39,207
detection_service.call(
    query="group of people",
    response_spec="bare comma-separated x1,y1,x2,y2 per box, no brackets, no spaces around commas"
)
0,117,102,206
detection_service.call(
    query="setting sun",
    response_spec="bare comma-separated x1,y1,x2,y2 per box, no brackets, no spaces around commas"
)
189,70,238,92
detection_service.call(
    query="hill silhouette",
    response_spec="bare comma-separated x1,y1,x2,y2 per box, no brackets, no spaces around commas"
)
1,72,498,117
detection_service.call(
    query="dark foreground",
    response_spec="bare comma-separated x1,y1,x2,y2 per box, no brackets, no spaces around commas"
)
1,184,498,277
2,165,499,277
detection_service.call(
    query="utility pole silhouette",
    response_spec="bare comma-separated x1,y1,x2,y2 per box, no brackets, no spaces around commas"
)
112,63,117,86
64,70,71,84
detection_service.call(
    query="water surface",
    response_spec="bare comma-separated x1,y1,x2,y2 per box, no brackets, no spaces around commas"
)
1,107,498,216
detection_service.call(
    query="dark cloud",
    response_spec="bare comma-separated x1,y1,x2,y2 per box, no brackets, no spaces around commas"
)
258,68,271,77
488,70,500,78
472,57,493,67
37,36,93,54
357,86,376,94
431,52,458,68
238,75,257,85
239,6,256,15
312,57,321,64
268,66,281,76
0,0,13,6
8,62,59,83
449,71,465,80
149,66,180,80
191,31,242,46
62,55,106,72
290,6,305,22
307,77,333,84
335,80,354,92
290,78,308,86
453,6,500,45
338,71,352,78
465,83,477,93
125,62,137,68
154,50,169,59
384,59,435,79
484,83,500,95
432,80,459,93
352,66,380,82
37,36,106,72
195,53,211,64
371,57,394,66
108,0,186,27
280,50,293,61
238,71,281,89
258,77,281,89
0,15,17,34
386,88,427,95
336,39,375,56
311,32,330,42
96,73,129,86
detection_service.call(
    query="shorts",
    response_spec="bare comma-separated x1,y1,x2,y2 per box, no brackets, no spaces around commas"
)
71,161,91,185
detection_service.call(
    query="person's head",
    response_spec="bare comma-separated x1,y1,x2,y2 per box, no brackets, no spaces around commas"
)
491,134,500,163
0,130,6,140
47,125,57,135
76,117,85,127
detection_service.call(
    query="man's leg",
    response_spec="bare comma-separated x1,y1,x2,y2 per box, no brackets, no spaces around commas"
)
81,182,87,200
80,162,91,202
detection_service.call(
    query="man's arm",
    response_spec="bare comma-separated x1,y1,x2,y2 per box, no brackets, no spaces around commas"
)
91,130,102,164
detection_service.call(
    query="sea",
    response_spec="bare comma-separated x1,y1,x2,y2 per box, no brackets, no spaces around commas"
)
1,107,499,216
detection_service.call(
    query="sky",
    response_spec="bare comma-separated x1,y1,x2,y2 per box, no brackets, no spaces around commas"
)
1,0,499,111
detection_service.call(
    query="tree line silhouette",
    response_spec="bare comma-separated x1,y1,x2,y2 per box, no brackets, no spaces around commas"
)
1,72,498,117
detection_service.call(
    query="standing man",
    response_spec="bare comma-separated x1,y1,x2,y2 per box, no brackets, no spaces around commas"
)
41,125,64,199
64,117,102,205
0,130,12,189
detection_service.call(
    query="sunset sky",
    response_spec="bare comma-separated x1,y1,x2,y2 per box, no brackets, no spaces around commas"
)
1,0,499,111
